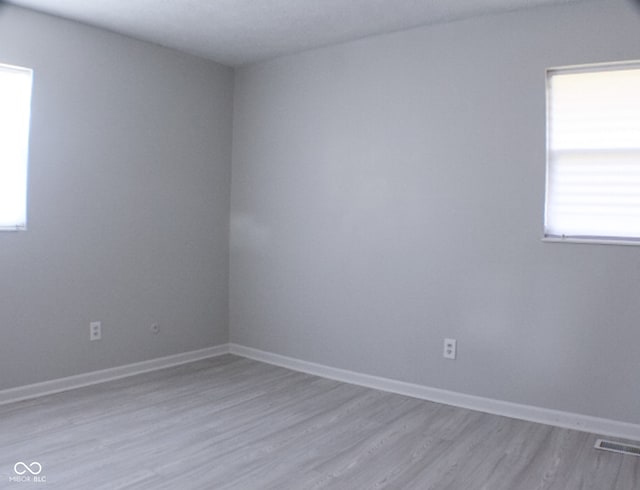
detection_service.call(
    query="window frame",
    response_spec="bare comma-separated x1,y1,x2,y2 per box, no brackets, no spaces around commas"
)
543,60,640,246
0,62,33,232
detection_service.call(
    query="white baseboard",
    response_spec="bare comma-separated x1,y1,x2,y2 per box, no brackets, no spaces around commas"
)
4,342,638,441
229,343,640,441
0,344,231,406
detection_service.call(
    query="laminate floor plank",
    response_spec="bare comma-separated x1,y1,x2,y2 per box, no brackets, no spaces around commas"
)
0,354,637,489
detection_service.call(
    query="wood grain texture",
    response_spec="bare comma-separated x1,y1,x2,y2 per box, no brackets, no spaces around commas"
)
0,355,637,489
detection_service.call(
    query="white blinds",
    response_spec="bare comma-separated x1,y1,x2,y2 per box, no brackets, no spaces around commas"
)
0,63,32,231
545,63,640,242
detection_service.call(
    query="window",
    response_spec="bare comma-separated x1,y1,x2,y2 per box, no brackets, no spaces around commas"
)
545,61,640,244
0,63,33,231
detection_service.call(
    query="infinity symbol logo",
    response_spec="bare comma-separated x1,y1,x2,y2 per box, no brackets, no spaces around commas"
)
13,461,42,475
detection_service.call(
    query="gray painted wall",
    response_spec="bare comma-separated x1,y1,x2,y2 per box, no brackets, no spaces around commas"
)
231,0,640,424
2,0,640,427
0,5,233,390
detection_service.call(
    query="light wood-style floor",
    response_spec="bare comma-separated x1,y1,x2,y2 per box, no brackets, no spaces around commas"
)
0,354,638,489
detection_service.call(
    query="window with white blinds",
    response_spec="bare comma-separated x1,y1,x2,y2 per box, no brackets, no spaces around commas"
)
545,61,640,244
0,63,33,231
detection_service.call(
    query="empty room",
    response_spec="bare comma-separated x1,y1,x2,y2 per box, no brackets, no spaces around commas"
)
1,0,639,488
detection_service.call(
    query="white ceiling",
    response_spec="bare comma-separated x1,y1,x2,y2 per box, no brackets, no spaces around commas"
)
7,0,585,66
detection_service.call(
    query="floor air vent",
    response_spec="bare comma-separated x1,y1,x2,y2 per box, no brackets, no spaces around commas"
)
594,439,640,456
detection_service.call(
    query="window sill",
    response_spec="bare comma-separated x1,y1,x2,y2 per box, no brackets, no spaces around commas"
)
542,237,640,247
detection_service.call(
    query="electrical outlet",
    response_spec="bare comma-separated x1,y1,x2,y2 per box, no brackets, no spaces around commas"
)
443,338,456,359
90,321,102,341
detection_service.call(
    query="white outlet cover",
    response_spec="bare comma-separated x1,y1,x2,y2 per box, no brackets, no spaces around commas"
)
443,338,456,359
90,321,102,341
